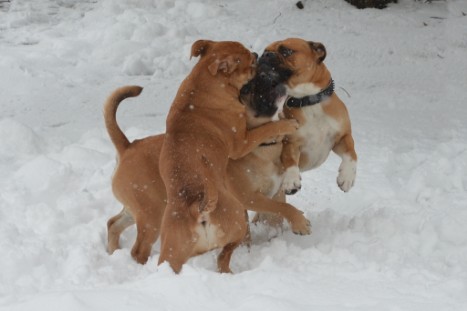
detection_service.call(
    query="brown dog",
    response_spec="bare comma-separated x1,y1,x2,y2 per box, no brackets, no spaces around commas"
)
158,40,300,273
258,38,357,195
106,40,308,273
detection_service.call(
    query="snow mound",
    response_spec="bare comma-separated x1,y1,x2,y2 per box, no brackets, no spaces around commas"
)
0,118,43,159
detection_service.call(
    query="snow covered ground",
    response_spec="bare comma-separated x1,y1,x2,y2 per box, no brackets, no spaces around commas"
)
1,0,467,310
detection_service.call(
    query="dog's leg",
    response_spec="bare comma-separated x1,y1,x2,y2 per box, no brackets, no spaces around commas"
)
158,215,194,273
252,191,286,230
107,207,135,254
280,138,302,195
248,192,310,235
217,241,242,273
215,191,249,273
131,216,161,264
231,119,299,159
241,210,252,249
333,134,357,192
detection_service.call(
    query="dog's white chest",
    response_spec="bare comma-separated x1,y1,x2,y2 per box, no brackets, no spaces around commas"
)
298,104,340,170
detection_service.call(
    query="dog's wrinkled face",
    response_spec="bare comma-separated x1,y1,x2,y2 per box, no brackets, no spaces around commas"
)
239,38,328,123
240,41,304,120
239,51,294,123
261,38,328,91
191,40,257,91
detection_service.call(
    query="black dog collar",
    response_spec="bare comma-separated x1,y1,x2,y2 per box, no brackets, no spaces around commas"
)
285,79,335,108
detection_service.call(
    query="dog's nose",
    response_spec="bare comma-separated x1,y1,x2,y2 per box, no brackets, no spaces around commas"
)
259,51,279,66
261,51,276,60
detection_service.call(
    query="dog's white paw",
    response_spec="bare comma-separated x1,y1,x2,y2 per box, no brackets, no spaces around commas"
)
337,158,356,192
282,166,301,195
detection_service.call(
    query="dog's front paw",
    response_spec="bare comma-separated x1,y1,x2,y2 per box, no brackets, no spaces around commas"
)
282,166,302,195
337,159,356,192
277,119,299,135
290,213,311,235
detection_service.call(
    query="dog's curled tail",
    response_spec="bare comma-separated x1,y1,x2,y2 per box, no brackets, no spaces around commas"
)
103,85,143,157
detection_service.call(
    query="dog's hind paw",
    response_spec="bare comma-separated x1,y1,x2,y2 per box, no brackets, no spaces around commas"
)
292,220,312,236
282,166,302,195
290,214,311,235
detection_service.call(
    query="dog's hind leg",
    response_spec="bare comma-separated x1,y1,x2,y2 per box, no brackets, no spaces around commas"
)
107,207,135,254
131,215,161,264
241,210,252,249
252,191,286,231
158,219,194,273
248,192,311,235
217,241,242,273
215,191,249,273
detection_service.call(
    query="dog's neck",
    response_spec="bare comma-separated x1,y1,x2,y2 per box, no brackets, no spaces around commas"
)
285,78,334,108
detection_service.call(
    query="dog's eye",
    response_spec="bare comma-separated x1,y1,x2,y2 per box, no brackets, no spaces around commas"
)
279,46,294,58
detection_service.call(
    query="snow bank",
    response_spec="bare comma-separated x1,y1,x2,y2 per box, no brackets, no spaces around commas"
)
0,118,43,158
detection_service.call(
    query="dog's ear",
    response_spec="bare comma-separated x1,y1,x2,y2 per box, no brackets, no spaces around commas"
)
208,55,238,76
191,40,214,59
308,41,326,63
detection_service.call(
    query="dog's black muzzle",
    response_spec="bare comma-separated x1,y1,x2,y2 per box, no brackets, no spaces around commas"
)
258,51,293,81
240,52,292,118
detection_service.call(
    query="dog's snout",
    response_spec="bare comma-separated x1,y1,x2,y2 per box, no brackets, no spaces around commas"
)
262,51,276,59
258,51,281,69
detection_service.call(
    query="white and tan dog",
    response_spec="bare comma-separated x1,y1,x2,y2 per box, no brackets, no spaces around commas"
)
257,38,357,195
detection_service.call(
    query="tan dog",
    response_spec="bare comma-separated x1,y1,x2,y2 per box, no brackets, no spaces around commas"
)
158,40,299,273
257,38,357,196
105,86,311,267
106,40,307,273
